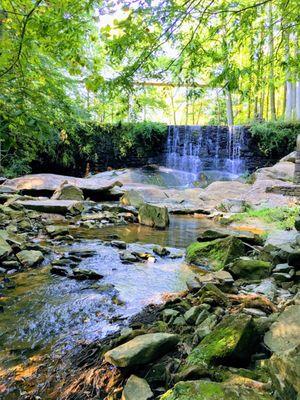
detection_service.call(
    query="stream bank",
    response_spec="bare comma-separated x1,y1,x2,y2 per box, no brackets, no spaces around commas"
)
0,156,299,399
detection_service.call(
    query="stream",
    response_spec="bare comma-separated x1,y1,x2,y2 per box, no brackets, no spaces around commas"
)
0,215,217,395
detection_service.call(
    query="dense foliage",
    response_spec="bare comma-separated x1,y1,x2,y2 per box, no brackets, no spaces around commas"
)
1,0,300,176
250,121,300,157
29,121,167,177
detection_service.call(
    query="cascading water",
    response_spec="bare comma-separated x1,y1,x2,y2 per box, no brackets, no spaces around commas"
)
225,126,246,175
166,126,203,178
165,125,246,185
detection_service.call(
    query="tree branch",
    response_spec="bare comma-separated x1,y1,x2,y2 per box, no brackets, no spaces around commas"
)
0,0,43,79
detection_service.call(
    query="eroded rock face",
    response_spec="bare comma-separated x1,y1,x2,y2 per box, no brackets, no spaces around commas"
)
104,333,179,367
185,314,255,368
138,204,169,229
160,380,273,400
186,236,245,270
4,173,123,200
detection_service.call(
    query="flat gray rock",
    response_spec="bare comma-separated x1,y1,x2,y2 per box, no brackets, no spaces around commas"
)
264,305,300,353
104,333,179,367
15,200,83,215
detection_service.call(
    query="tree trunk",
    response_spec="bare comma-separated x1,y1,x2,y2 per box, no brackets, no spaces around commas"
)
225,87,234,126
296,82,300,121
296,36,300,120
268,3,276,120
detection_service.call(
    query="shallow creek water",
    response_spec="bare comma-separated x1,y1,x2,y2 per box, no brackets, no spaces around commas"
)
0,215,218,394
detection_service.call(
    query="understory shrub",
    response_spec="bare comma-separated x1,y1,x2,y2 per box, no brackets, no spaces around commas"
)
249,121,300,158
2,121,167,177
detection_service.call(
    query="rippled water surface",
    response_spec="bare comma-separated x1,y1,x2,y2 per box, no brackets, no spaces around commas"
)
0,215,217,394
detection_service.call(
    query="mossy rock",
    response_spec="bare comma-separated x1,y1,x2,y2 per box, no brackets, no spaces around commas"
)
227,257,272,280
186,236,245,271
138,203,169,229
161,380,273,400
185,314,256,368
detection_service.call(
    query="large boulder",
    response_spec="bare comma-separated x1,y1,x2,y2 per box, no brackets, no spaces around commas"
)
227,257,272,280
4,173,122,201
122,375,153,400
185,314,255,368
264,305,300,399
16,250,44,267
120,190,145,208
254,161,294,182
161,380,273,400
280,151,297,163
186,236,245,271
52,181,84,201
268,344,300,400
104,333,179,367
264,305,300,353
138,204,169,229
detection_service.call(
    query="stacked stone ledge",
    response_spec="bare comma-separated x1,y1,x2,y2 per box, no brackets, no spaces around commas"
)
294,134,300,184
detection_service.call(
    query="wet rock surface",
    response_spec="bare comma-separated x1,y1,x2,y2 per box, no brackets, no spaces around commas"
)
0,161,299,399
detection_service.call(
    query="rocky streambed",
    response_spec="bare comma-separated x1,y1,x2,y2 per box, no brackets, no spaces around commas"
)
0,160,299,399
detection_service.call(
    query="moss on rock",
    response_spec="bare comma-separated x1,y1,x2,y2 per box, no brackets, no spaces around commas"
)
138,203,169,229
186,236,245,270
227,257,272,280
185,314,255,368
160,380,273,400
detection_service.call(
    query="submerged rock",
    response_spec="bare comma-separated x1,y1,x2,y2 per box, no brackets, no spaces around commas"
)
16,250,44,267
72,267,103,280
186,314,256,368
227,258,272,280
122,375,153,400
45,225,69,237
160,380,273,400
153,245,170,257
138,204,169,229
104,333,179,367
186,236,245,270
50,265,73,277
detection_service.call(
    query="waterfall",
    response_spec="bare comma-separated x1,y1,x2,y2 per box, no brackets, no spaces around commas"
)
225,126,246,175
165,125,246,184
166,126,203,178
